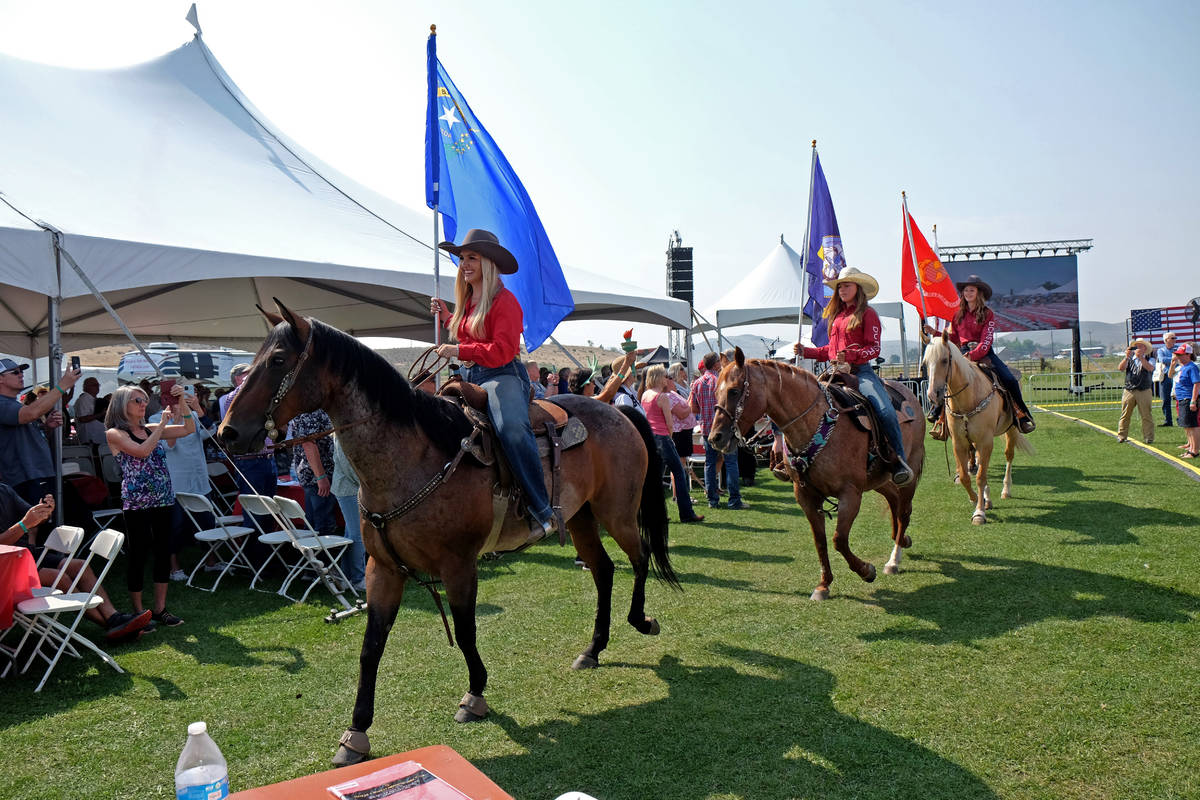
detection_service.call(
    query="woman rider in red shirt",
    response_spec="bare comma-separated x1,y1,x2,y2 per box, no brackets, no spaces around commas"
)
795,267,914,486
430,229,555,538
924,275,1036,434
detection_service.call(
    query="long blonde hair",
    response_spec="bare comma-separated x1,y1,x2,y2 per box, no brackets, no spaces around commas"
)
105,385,148,433
447,255,503,341
822,283,869,330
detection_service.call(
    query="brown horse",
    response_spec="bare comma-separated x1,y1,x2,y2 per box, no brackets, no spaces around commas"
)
922,334,1033,524
707,349,925,600
218,301,678,765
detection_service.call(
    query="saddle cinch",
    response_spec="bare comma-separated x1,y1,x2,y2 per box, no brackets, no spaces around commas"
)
437,376,588,552
818,371,920,465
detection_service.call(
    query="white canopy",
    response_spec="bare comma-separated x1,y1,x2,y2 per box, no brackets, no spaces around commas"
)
703,235,814,331
0,34,689,357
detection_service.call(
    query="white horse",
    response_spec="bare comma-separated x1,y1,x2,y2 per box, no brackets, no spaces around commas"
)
923,335,1034,524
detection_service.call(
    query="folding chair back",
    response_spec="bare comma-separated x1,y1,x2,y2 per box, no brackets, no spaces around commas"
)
207,462,240,514
175,492,255,592
100,454,123,485
272,495,317,534
12,528,127,691
238,493,280,519
31,526,85,599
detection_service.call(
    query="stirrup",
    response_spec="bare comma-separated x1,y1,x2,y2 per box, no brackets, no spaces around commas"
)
891,459,914,487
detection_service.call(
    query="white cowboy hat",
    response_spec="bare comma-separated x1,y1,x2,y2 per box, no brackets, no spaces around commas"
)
823,266,879,300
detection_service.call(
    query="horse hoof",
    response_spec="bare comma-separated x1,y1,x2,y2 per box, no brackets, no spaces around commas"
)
985,500,993,510
331,728,371,767
810,587,830,601
572,653,599,670
1001,490,1011,499
972,513,986,525
645,617,660,636
883,564,899,575
861,563,877,583
899,534,912,548
455,692,489,723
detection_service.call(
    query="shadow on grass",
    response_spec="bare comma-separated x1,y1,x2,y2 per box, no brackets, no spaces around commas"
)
477,647,997,799
1010,464,1139,493
1001,499,1196,545
860,554,1200,646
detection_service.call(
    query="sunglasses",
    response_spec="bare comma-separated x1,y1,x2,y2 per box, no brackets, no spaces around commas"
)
132,397,148,405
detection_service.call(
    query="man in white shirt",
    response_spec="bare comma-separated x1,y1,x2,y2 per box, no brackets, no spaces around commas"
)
73,377,105,444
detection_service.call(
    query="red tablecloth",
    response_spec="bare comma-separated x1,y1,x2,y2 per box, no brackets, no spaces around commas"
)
0,544,41,629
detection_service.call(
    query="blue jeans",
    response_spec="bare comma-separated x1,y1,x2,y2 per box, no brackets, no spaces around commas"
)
466,361,552,524
303,485,337,535
854,365,906,461
334,493,367,585
979,351,1029,415
1160,377,1174,424
704,437,741,507
655,434,697,519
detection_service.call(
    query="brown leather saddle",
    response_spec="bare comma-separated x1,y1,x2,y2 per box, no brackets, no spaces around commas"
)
819,371,919,462
437,376,588,547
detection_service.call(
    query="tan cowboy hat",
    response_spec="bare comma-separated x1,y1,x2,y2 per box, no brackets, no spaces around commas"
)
955,274,993,301
438,228,519,275
823,266,879,300
1129,338,1152,352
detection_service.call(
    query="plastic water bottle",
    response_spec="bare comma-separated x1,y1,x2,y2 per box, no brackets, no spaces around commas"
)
175,721,229,800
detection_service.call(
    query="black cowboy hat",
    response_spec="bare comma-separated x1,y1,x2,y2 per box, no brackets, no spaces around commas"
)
438,229,518,275
955,274,993,301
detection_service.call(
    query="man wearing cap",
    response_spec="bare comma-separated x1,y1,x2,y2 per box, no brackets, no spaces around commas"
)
219,363,277,544
1155,332,1178,426
1117,339,1155,444
0,357,80,506
1171,343,1199,458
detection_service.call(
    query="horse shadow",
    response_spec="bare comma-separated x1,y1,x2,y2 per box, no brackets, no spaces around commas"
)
861,555,1200,646
999,499,1196,546
477,646,997,799
1010,465,1138,494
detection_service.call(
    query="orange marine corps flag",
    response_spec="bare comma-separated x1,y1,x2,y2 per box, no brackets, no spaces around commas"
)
900,207,959,322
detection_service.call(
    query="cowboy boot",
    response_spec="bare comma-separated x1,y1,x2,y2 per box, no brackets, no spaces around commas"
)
891,457,915,487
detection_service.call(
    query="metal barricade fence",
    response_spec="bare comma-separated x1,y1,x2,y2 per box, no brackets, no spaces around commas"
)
1025,371,1124,410
895,378,932,417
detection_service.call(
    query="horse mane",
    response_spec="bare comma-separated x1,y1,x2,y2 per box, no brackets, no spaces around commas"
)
746,358,820,394
275,319,473,456
924,337,992,394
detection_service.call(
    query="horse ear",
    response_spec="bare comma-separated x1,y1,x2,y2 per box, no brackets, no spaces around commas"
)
734,346,745,367
273,298,311,342
257,304,284,327
941,330,949,343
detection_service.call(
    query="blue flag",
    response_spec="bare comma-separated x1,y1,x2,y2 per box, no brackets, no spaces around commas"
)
802,152,844,347
425,33,573,351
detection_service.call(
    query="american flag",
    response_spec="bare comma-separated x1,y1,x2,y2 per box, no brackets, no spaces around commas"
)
1130,304,1200,345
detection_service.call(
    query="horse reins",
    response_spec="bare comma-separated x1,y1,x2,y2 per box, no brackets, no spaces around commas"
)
262,322,315,440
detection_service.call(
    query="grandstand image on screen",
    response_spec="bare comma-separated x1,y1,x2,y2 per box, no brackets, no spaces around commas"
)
944,254,1079,332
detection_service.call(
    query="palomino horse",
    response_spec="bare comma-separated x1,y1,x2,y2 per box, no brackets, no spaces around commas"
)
218,302,678,765
708,349,926,600
922,334,1033,525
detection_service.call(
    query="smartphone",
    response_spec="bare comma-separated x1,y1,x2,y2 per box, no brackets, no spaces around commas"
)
183,384,196,397
70,355,80,371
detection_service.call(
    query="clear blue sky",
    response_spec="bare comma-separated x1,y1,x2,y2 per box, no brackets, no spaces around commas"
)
2,0,1197,350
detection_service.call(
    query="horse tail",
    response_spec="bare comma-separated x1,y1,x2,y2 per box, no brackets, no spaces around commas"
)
617,405,681,591
1013,429,1036,456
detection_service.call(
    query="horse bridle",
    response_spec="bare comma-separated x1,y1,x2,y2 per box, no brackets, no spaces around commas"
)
714,370,753,447
262,322,315,439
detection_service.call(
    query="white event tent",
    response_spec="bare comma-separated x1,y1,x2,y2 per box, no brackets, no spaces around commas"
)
0,28,689,363
701,235,813,345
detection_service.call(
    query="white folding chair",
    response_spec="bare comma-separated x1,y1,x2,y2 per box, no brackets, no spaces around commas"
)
206,462,241,515
175,492,255,592
8,529,127,692
272,494,358,605
236,494,301,592
30,526,85,599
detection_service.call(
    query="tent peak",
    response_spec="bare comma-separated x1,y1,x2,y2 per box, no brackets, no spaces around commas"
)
186,4,202,36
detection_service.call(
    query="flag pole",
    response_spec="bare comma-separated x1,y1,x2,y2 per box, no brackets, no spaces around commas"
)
796,140,817,365
931,223,944,333
902,191,931,368
428,24,443,387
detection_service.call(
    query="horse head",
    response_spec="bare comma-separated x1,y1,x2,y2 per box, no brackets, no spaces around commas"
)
922,331,954,408
709,347,766,454
218,298,330,454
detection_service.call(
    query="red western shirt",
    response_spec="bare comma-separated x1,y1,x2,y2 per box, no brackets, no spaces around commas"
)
455,288,523,368
802,307,882,365
948,308,996,362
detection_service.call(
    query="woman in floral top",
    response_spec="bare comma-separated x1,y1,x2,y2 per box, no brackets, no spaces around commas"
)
105,384,196,627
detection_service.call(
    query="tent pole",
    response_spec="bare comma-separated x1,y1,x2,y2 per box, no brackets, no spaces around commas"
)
548,335,584,370
691,308,717,355
49,244,64,526
797,141,817,365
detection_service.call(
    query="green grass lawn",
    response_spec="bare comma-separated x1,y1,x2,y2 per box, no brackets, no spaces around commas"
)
3,411,1199,799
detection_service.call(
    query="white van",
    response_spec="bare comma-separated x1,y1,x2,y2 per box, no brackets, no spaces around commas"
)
116,343,256,389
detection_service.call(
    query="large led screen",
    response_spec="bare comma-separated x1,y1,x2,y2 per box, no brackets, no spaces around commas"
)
943,254,1078,332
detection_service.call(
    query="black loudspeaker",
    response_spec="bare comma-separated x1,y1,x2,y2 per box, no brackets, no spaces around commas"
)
666,246,693,304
